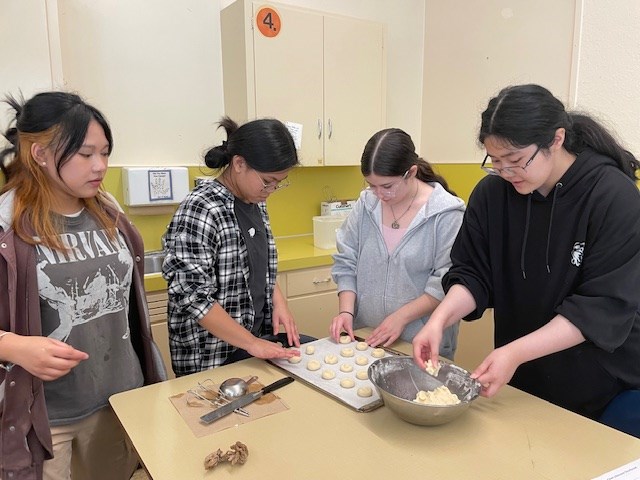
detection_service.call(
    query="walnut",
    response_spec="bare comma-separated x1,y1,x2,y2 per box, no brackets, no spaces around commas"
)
203,442,248,470
204,449,225,470
224,441,249,465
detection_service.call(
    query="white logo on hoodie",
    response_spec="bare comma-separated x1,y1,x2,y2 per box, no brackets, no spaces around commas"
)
571,242,585,267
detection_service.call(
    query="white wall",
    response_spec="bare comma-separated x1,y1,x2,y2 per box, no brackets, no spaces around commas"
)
573,0,640,155
420,0,576,164
0,0,56,129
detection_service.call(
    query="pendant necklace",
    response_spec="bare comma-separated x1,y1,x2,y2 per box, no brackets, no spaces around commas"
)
390,183,419,229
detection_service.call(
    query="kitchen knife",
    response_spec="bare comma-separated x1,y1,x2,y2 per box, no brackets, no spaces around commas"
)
200,376,294,424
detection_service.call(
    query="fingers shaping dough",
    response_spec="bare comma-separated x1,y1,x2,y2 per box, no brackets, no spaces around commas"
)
339,363,353,373
321,370,336,380
355,355,369,366
305,345,316,355
339,335,352,344
371,348,385,358
357,386,373,398
307,360,321,371
356,341,369,351
356,369,369,380
425,359,440,376
340,378,355,389
324,354,338,365
340,347,354,357
288,355,302,364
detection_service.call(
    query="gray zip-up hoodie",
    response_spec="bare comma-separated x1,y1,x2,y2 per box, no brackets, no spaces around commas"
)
332,183,465,359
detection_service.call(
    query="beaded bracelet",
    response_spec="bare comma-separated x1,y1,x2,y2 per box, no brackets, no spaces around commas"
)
339,311,354,318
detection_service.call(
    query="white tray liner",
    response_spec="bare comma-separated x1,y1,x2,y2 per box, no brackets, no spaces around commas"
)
271,336,393,411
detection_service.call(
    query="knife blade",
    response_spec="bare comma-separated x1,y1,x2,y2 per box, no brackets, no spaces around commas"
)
200,376,294,424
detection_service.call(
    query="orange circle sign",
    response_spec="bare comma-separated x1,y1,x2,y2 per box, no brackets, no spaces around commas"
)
256,7,281,38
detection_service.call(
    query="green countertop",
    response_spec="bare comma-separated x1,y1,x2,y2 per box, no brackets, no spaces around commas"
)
144,234,336,292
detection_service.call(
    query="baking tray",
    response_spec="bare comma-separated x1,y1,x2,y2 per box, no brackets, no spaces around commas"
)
269,336,400,412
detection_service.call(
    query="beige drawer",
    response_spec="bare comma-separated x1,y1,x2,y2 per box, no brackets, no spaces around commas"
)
285,266,337,297
146,290,168,325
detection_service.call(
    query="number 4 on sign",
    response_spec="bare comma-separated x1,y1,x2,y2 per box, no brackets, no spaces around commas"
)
256,7,281,38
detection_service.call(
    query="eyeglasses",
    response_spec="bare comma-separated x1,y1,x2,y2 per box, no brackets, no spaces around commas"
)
252,170,290,192
481,146,541,177
364,170,409,198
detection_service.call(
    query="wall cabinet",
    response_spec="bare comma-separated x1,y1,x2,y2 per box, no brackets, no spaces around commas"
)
221,1,385,166
278,266,338,339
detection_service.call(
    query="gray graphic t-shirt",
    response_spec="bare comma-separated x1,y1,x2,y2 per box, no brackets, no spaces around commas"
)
36,210,144,425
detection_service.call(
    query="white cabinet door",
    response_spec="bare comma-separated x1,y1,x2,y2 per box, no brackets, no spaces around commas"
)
324,15,385,166
253,4,324,167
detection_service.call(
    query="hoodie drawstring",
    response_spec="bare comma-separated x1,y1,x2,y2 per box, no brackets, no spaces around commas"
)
520,183,563,279
545,183,563,273
520,195,532,279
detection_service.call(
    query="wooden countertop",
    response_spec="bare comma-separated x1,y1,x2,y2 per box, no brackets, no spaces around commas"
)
110,329,640,480
143,234,335,291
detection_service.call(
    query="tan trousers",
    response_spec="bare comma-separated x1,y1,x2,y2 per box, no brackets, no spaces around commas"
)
43,407,139,480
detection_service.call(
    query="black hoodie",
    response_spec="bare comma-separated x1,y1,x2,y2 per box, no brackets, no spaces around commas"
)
444,149,640,418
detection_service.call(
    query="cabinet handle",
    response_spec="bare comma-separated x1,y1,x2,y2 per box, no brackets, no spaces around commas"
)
327,119,332,139
312,277,332,285
317,119,322,139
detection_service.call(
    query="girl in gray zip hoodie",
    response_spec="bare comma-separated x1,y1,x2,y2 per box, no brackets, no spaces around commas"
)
330,129,465,359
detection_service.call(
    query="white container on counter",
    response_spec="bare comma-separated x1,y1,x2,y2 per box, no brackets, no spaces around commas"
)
313,216,346,249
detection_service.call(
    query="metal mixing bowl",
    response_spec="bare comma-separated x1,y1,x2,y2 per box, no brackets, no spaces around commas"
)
368,356,481,426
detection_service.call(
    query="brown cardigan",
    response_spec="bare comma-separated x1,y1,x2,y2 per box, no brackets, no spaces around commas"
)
0,203,166,479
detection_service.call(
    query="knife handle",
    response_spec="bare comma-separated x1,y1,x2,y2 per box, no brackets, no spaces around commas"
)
262,376,294,395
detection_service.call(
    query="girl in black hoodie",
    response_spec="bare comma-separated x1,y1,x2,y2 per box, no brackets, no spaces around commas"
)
413,84,640,437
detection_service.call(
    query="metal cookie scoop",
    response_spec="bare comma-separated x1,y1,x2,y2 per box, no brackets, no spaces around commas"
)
219,375,258,398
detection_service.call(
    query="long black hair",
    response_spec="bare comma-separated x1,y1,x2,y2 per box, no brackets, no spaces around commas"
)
204,116,298,171
361,128,456,195
479,84,639,180
1,91,112,182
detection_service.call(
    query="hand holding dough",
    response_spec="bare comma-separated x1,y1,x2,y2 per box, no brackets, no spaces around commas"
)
339,335,352,344
288,355,302,364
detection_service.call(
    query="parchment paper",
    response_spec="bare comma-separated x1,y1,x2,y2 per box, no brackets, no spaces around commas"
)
270,336,393,411
169,378,289,437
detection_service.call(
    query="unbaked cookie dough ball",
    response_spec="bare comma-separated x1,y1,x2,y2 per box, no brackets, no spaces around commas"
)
321,370,336,380
340,378,355,389
356,369,369,380
356,341,369,351
340,347,354,357
339,335,352,344
371,348,385,358
357,386,373,398
339,363,353,373
305,345,316,355
288,355,302,364
307,360,321,371
324,354,339,365
355,356,369,366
